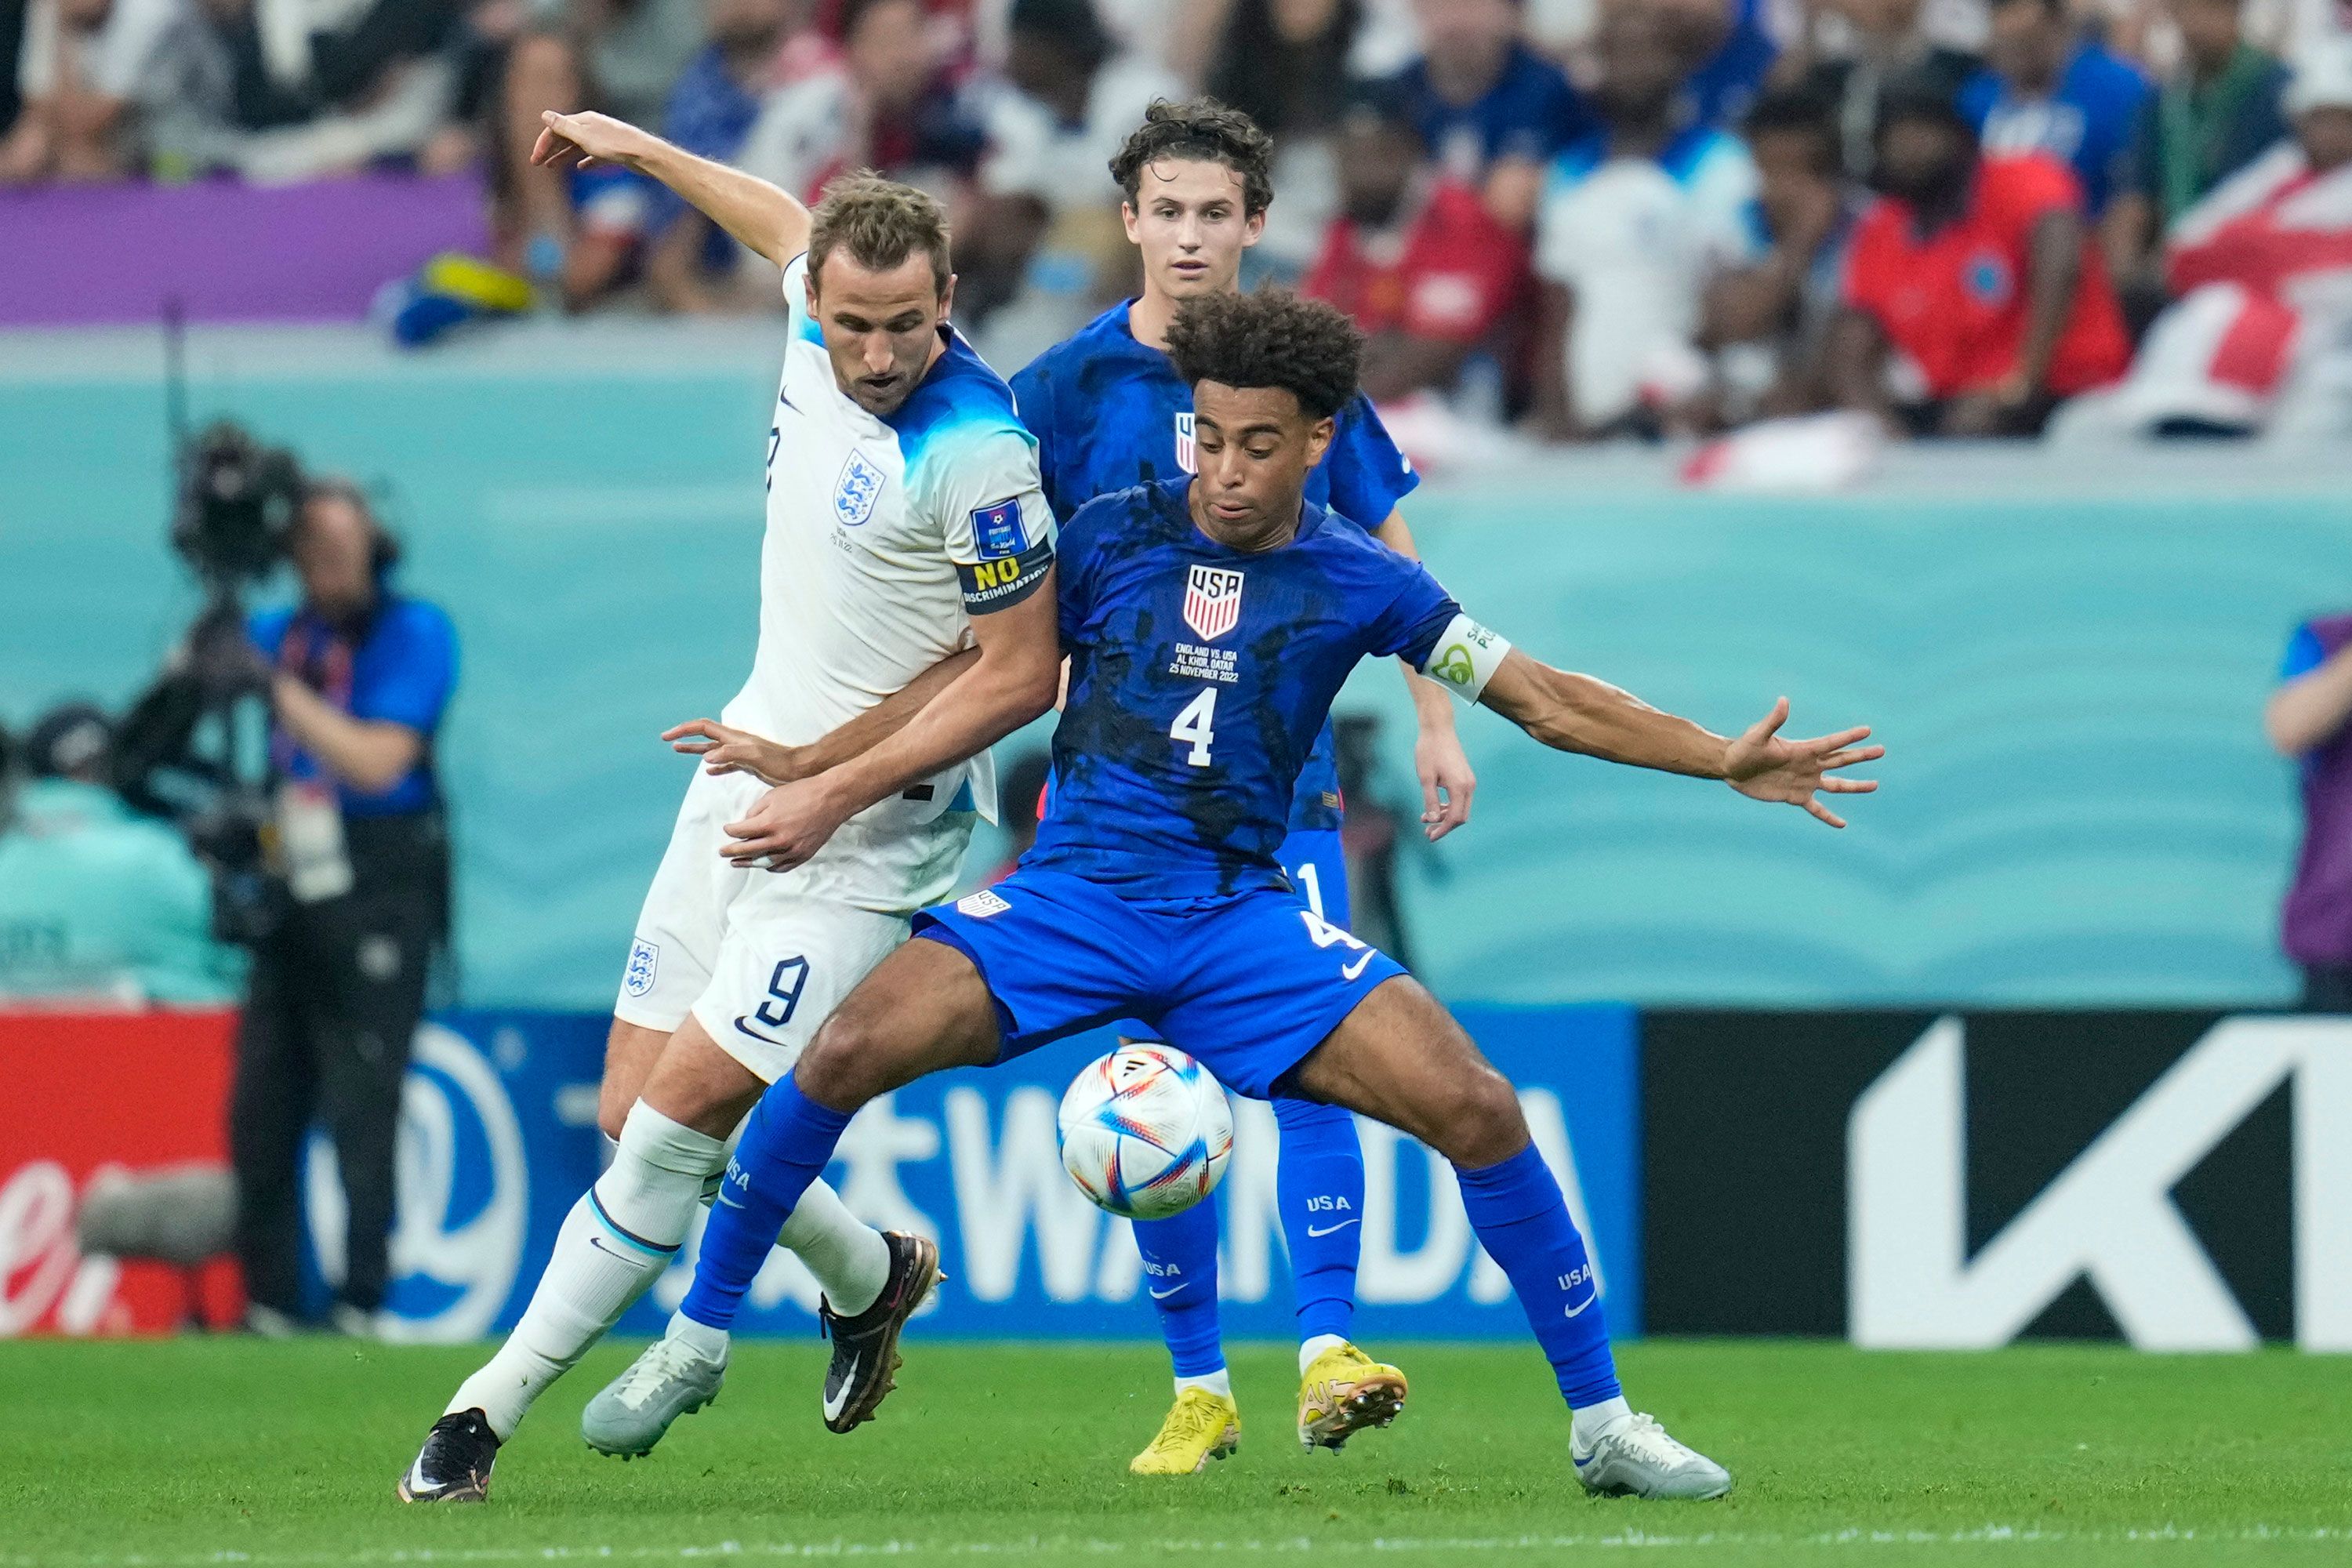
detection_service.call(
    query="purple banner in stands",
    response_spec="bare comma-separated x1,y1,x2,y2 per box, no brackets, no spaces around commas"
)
0,173,488,327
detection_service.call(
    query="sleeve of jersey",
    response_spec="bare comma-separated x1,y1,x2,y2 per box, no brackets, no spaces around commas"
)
780,252,815,344
1377,563,1513,704
928,424,1058,615
1327,396,1420,525
1008,360,1063,518
2283,622,2325,684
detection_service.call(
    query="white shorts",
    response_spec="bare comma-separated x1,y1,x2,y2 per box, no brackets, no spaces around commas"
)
615,766,911,1083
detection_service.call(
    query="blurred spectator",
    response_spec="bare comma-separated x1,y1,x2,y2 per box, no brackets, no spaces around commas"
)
490,0,711,296
1665,0,1783,129
1391,0,1592,230
1827,71,2129,434
0,0,22,139
2103,0,2291,314
1960,0,2149,216
961,0,1176,329
1304,78,1530,405
1703,86,1860,419
2267,602,2352,1010
0,701,238,1004
2053,38,2352,437
1202,0,1365,273
1526,7,1761,437
639,0,808,313
735,0,984,203
1787,0,1981,178
234,481,456,1337
2,0,202,182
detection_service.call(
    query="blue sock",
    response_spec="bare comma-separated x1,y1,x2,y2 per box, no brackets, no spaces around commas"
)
679,1076,852,1332
1454,1143,1621,1410
1131,1189,1224,1376
1273,1097,1363,1344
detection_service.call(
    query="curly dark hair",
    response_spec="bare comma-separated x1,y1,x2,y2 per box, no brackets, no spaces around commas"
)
1164,290,1362,421
1108,98,1276,218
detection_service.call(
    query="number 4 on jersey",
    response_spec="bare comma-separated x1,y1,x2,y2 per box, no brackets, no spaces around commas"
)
1171,687,1218,767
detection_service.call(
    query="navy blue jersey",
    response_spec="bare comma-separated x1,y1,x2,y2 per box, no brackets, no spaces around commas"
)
1011,301,1420,832
1032,477,1458,898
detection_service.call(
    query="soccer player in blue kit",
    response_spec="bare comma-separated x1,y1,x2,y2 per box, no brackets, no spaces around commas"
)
659,290,1882,1500
1011,98,1478,1473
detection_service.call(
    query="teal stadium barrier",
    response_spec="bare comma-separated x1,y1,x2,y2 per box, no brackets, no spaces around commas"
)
5,325,2347,1008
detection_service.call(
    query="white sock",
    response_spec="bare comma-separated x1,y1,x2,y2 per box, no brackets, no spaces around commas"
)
667,1308,731,1362
1571,1394,1633,1450
445,1102,720,1439
777,1177,890,1316
1174,1367,1232,1400
1299,1333,1348,1374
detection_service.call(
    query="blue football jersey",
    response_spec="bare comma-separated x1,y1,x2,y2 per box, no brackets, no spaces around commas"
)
1032,477,1459,898
1011,300,1420,831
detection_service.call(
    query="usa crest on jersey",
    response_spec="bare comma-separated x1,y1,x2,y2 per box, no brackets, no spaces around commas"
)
1174,412,1196,474
1183,564,1245,641
834,450,885,527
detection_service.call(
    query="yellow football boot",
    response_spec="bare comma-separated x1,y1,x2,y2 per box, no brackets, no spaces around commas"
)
1128,1386,1241,1475
1297,1342,1408,1450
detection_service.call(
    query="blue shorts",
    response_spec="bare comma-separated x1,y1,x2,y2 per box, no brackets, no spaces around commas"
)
913,866,1405,1101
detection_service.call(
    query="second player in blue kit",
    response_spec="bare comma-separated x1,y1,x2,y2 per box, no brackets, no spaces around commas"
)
1009,98,1472,1466
668,289,1883,1498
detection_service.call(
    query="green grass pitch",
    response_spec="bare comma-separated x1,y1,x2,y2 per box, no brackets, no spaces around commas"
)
5,1337,2349,1566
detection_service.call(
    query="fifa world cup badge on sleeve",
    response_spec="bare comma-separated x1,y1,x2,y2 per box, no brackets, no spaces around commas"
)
1425,613,1512,702
973,499,1027,557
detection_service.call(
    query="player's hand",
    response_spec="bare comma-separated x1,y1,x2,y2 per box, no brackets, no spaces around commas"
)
1722,698,1882,829
1414,721,1477,842
722,778,851,871
531,109,653,172
663,719,808,786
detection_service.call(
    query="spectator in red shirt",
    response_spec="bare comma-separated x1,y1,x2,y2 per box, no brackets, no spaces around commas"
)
1303,80,1531,405
1828,70,2131,436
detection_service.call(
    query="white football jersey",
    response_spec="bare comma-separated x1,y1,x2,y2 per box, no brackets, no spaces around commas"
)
720,252,1056,915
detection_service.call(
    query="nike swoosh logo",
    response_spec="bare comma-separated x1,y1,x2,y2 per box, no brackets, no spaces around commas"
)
714,1190,745,1210
587,1236,624,1258
824,1352,862,1420
1340,953,1374,982
1149,1284,1186,1300
1563,1293,1598,1319
1305,1219,1360,1239
734,1017,788,1048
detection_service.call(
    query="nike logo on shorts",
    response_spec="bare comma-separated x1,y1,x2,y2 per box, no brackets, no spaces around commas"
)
1341,953,1374,982
1305,1219,1360,1239
735,1017,788,1048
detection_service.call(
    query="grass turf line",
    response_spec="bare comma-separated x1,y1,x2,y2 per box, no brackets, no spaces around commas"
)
3,1338,2348,1566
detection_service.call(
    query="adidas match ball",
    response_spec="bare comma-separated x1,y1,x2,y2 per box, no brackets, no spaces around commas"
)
1056,1045,1234,1221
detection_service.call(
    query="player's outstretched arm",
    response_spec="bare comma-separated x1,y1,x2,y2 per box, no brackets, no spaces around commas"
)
664,647,981,784
532,110,810,268
720,575,1063,869
1476,650,1882,829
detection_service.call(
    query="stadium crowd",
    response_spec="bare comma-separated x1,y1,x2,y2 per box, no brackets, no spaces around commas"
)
5,0,2351,439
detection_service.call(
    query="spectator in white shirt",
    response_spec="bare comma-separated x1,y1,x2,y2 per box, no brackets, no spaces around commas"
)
1,0,195,181
1525,5,1762,437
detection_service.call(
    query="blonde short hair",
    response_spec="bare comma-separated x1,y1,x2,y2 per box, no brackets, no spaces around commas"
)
807,172,952,296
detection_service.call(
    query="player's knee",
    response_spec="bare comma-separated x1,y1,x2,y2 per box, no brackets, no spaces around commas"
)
793,1016,888,1110
1439,1065,1527,1168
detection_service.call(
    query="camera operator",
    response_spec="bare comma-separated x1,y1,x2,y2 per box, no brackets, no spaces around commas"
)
230,479,458,1338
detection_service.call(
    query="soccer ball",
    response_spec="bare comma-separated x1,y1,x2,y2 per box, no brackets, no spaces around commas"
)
1056,1045,1234,1221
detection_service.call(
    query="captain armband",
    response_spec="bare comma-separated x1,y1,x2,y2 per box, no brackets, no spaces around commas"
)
956,538,1055,613
1418,613,1512,703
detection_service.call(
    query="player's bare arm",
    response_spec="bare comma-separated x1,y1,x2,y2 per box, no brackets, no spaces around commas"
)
665,646,982,785
1370,506,1476,841
532,110,811,267
1475,649,1882,829
722,576,1062,869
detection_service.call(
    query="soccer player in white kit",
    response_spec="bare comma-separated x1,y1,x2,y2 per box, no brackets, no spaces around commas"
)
397,114,1062,1504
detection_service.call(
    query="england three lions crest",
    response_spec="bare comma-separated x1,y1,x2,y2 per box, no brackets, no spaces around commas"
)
1183,564,1246,641
833,450,885,527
